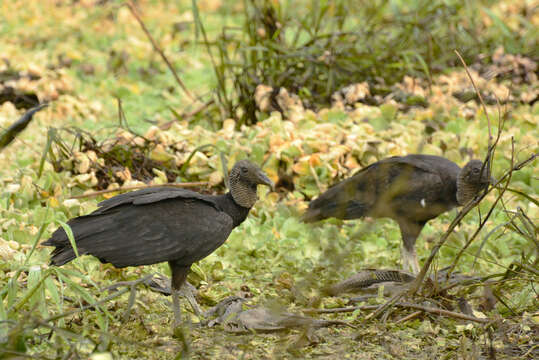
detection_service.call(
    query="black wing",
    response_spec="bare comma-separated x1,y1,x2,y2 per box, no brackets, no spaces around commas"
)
384,154,460,177
95,187,216,213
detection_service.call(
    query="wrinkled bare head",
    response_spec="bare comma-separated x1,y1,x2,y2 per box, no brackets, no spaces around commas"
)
456,160,490,205
229,160,274,208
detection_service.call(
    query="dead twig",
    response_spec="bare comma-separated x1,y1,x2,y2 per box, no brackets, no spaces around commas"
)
125,2,195,101
454,50,492,140
492,152,538,188
69,182,208,199
309,163,323,192
304,303,489,323
302,305,380,314
394,310,422,324
365,292,404,320
160,99,215,130
397,302,489,323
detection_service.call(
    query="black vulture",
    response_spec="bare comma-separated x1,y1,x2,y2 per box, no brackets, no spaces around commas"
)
42,160,273,328
302,154,490,273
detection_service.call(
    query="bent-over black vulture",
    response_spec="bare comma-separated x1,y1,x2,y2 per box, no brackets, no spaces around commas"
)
43,160,273,328
302,154,489,273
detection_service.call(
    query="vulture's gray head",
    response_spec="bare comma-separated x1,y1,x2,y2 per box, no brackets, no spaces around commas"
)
229,160,274,208
456,159,490,205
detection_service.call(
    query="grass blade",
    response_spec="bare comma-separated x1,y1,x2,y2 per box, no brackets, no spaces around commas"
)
57,220,79,259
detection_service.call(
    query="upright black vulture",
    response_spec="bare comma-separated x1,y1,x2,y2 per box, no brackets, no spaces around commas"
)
302,154,490,273
43,160,273,328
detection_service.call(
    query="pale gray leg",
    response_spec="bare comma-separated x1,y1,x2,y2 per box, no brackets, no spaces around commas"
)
398,220,425,274
169,261,190,330
402,246,420,274
180,282,204,318
172,288,183,327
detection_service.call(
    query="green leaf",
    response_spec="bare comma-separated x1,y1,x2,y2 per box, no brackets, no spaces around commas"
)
8,269,51,314
57,220,79,259
27,266,48,318
24,216,48,266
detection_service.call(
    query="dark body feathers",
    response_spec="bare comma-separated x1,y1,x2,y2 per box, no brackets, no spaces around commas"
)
43,188,248,268
303,154,461,224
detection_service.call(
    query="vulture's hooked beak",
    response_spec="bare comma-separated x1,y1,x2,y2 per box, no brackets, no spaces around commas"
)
256,171,274,191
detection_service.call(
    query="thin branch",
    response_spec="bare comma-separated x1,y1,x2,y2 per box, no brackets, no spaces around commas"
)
303,305,380,314
489,153,538,201
304,303,489,323
309,163,323,192
394,310,422,324
454,50,491,141
125,2,195,101
69,182,208,199
160,99,215,130
455,50,503,205
365,292,404,320
397,302,489,323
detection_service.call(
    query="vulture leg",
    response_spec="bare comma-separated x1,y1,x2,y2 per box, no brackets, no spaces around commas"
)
172,288,182,327
179,282,204,318
169,261,190,328
398,221,424,274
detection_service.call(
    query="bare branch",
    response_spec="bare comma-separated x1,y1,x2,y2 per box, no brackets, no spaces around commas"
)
304,303,489,323
160,99,215,130
125,2,196,101
454,50,491,141
397,302,489,323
